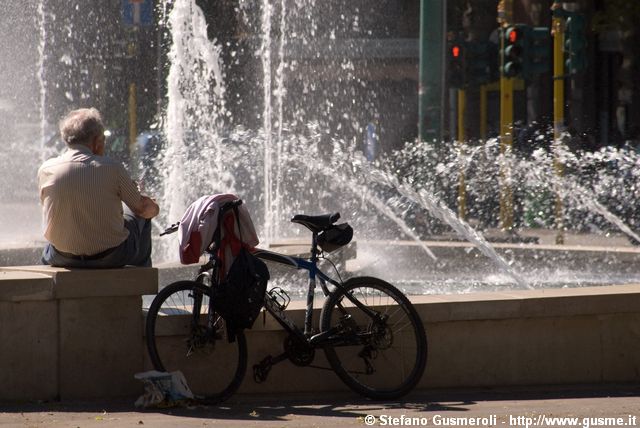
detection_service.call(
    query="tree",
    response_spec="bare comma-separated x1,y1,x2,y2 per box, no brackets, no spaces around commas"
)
592,0,640,33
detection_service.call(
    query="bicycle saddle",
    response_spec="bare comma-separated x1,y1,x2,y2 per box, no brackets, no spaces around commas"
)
291,213,340,233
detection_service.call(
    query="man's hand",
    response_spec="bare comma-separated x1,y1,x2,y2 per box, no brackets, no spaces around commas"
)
133,195,160,219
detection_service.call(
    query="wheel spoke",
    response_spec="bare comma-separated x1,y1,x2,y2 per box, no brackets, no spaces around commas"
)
321,277,427,400
145,281,248,404
390,318,415,336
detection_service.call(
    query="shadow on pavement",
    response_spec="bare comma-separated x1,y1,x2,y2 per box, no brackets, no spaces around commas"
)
1,384,638,422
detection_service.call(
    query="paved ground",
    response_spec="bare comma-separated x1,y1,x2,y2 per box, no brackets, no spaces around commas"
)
1,385,639,428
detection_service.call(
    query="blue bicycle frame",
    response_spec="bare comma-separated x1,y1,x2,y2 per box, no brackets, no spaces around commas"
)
253,235,381,348
253,243,340,338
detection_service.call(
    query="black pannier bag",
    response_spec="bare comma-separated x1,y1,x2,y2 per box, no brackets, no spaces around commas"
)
317,223,353,252
212,207,270,340
213,247,269,332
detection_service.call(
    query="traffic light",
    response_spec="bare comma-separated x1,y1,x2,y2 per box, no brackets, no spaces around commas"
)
501,25,551,78
528,27,551,75
448,37,465,88
564,13,587,73
448,35,499,88
502,25,526,78
466,41,498,85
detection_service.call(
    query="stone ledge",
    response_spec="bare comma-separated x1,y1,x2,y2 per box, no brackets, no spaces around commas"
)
0,270,53,301
233,284,640,332
410,284,640,322
1,266,158,299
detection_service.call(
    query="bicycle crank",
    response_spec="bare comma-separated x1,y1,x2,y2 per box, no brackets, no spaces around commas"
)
284,335,315,366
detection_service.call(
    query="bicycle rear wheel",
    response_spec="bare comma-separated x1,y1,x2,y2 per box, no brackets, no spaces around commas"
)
145,280,247,404
320,276,427,400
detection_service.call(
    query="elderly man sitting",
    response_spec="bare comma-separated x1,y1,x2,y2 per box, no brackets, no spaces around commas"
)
38,107,160,268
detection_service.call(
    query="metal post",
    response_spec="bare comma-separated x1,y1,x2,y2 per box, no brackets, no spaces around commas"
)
498,0,514,230
418,0,445,143
552,1,565,244
127,29,139,177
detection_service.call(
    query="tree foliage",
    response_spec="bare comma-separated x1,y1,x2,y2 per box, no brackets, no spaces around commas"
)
592,0,640,33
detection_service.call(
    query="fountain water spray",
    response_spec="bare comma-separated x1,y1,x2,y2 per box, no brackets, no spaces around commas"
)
161,0,230,223
151,1,640,293
359,159,530,290
285,149,438,262
523,143,640,244
37,0,48,161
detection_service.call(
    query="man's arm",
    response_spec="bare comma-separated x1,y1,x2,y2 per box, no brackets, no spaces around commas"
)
132,195,160,219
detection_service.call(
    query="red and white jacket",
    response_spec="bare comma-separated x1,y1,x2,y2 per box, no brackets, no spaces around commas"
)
177,194,259,268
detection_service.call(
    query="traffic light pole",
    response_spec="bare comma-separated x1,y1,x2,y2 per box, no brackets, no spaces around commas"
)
498,0,514,231
418,0,445,143
552,2,565,244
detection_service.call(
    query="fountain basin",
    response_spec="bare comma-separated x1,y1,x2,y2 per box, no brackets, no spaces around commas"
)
147,283,640,395
1,263,639,401
351,238,640,294
4,232,640,295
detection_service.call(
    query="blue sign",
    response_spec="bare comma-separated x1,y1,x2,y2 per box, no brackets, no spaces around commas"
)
122,0,153,27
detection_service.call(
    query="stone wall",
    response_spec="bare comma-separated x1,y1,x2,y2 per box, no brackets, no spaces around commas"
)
0,266,157,401
1,265,639,401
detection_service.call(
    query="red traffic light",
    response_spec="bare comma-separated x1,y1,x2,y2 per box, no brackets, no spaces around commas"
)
452,45,461,58
509,29,518,43
505,26,523,44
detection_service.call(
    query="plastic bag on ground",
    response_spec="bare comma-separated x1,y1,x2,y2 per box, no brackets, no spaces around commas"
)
134,370,194,408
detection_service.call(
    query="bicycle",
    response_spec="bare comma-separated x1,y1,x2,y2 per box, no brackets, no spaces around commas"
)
145,199,428,404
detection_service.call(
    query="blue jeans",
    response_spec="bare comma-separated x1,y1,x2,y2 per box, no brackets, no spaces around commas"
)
42,207,152,268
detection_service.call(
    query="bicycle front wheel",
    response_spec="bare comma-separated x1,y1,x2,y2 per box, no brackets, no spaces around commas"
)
145,280,247,404
320,276,427,400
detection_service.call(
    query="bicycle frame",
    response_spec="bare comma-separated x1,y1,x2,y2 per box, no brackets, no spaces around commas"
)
253,235,382,347
253,248,337,337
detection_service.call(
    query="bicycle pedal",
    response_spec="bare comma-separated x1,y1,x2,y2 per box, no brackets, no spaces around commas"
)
253,356,273,383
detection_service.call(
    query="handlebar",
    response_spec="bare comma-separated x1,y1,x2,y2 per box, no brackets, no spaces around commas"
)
160,222,180,236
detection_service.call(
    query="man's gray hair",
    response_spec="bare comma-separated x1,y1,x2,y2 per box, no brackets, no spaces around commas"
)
59,108,105,146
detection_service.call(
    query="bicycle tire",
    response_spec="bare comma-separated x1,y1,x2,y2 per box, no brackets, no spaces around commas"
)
320,276,427,400
145,280,247,404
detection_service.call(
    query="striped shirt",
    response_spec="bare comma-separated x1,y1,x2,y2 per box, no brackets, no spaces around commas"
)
38,145,142,255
